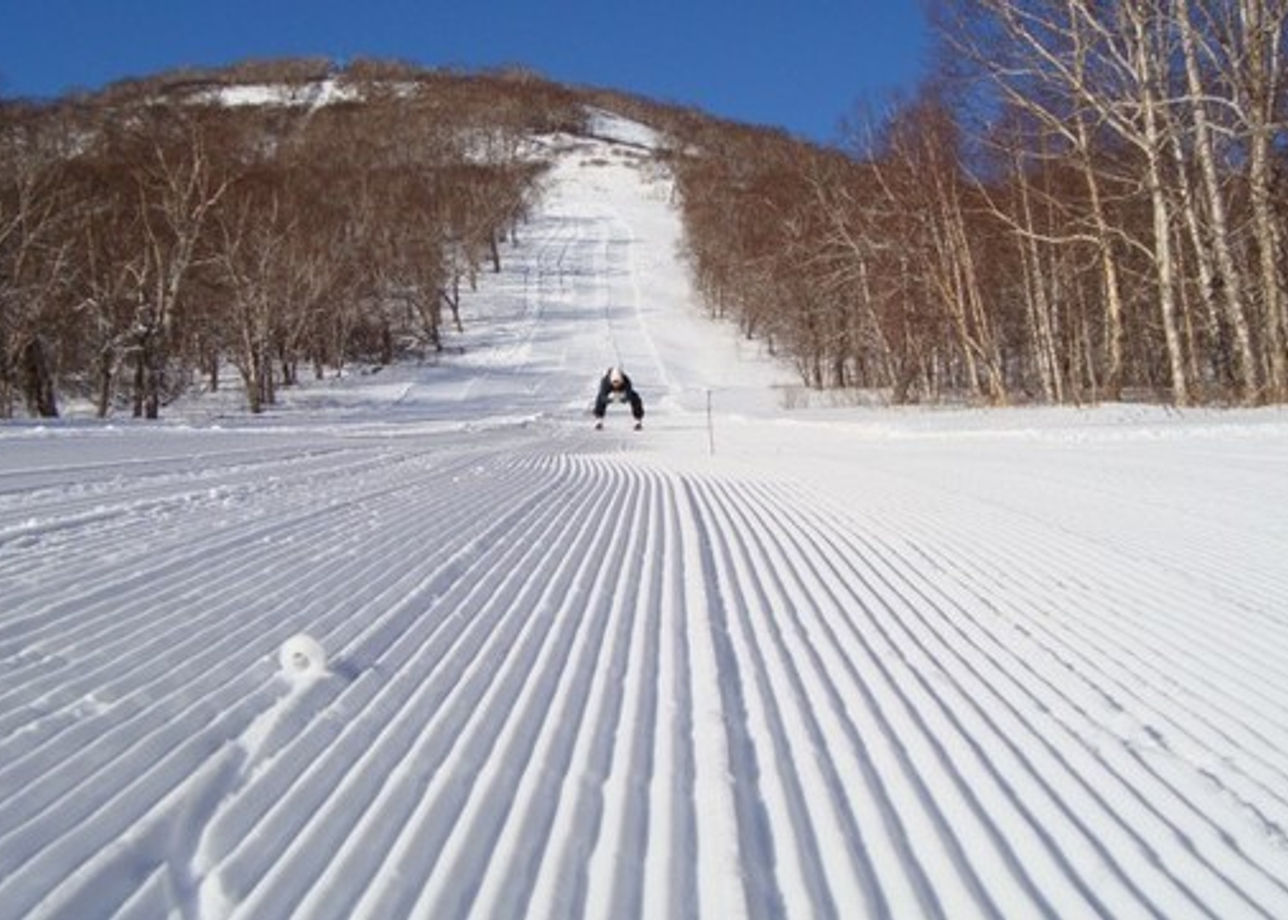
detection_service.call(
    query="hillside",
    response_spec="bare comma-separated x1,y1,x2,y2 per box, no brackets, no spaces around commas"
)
9,32,1288,415
3,112,1288,920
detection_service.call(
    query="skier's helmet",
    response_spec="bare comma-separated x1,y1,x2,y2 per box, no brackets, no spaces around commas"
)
609,367,625,390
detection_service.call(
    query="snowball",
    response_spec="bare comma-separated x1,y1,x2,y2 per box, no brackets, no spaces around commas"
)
279,633,326,675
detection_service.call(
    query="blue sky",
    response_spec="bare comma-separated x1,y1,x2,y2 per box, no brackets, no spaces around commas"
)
0,1,930,144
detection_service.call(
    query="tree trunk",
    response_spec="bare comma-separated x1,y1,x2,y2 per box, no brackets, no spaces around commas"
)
1133,7,1191,405
1016,155,1062,402
95,348,114,418
132,347,145,418
1177,0,1259,400
1239,0,1288,398
21,338,58,418
1167,110,1229,392
1069,67,1125,399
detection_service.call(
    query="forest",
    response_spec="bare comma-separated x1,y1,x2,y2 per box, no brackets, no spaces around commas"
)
659,0,1288,406
0,61,579,418
2,0,1286,416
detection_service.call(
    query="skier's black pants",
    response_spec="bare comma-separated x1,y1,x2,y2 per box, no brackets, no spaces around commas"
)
594,388,644,421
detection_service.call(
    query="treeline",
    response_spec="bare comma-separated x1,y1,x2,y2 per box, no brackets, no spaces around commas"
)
8,12,1285,417
1,61,582,417
659,0,1288,405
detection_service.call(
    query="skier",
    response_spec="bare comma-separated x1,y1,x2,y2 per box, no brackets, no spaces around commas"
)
594,366,644,430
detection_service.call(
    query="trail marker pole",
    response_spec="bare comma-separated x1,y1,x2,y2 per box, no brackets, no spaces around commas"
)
706,388,715,456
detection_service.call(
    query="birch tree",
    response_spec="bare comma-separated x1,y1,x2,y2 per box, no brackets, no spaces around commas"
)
123,108,232,417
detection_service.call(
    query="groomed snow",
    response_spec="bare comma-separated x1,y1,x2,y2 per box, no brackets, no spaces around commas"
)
3,121,1288,920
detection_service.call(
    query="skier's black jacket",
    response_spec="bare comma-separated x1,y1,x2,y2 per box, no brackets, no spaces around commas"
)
594,367,644,421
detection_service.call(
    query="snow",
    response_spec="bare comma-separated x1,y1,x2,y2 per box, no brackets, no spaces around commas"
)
3,121,1288,920
200,80,360,109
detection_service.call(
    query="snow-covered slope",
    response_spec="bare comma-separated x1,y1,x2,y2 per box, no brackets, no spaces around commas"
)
3,123,1288,920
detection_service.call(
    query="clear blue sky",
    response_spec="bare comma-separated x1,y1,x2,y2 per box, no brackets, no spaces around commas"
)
0,0,930,144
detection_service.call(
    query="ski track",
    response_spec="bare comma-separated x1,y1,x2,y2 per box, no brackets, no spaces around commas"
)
3,131,1288,920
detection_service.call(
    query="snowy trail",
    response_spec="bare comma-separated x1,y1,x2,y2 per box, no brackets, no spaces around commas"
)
3,121,1288,919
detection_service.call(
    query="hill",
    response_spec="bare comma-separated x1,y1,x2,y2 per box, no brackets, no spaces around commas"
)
10,44,1288,415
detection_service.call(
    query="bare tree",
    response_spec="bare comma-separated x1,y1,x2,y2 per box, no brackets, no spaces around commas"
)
0,102,78,416
117,107,233,417
1226,0,1288,397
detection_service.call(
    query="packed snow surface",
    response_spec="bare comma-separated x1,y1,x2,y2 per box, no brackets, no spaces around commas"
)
3,121,1288,920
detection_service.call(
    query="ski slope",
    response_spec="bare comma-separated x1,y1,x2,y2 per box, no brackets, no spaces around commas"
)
3,116,1288,920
